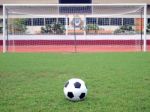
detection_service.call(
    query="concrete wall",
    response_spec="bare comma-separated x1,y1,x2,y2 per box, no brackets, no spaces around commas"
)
1,35,150,40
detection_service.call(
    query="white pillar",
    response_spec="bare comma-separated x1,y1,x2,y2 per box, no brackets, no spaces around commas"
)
44,18,46,26
66,16,68,36
84,15,86,36
143,4,147,52
3,5,6,53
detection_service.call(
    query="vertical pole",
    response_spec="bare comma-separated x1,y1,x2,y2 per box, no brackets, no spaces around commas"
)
140,10,143,51
143,4,147,52
44,17,46,26
84,15,86,36
3,5,6,53
122,18,123,26
66,16,68,36
73,16,77,53
92,3,94,15
6,8,9,52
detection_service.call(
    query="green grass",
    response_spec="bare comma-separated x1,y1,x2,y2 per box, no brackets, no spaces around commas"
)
0,53,150,112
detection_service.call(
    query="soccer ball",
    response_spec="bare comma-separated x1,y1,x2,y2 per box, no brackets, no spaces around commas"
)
64,78,88,101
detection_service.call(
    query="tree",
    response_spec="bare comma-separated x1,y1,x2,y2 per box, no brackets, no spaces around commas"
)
41,22,65,34
11,19,27,34
114,25,135,34
41,24,53,34
0,27,2,33
147,23,150,33
85,24,99,34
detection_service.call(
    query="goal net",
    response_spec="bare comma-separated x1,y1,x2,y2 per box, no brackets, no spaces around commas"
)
3,4,148,52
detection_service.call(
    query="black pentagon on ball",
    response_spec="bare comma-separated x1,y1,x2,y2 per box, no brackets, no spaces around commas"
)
74,82,81,88
67,92,74,98
79,93,85,99
64,81,69,88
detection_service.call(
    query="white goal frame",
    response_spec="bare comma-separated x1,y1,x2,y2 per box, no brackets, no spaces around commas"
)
2,3,148,53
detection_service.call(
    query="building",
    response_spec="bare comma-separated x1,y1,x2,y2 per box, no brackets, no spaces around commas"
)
0,0,150,33
0,0,150,52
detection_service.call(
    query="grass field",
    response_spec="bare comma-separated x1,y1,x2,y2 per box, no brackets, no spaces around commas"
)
0,53,150,112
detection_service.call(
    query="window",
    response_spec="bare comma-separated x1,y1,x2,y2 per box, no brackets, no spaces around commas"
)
86,18,97,24
110,18,122,26
45,18,57,25
59,6,92,14
98,18,109,25
67,18,69,25
59,0,92,4
123,18,134,25
0,19,2,23
33,18,44,26
59,0,92,14
25,18,32,26
148,18,150,24
0,19,2,33
58,18,66,25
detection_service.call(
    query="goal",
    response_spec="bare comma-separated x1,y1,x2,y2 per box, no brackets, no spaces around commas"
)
2,4,148,52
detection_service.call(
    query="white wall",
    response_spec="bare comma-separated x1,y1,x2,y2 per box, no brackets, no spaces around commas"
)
26,26,43,34
0,35,150,40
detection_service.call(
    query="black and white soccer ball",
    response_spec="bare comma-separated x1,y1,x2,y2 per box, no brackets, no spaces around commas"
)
64,78,88,101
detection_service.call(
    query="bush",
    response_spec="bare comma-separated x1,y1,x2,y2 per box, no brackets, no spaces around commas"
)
0,27,2,33
85,24,100,34
85,24,99,31
147,23,150,34
114,25,135,34
41,22,65,34
12,19,27,34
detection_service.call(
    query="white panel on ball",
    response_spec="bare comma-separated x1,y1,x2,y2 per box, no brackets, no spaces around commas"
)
64,78,88,101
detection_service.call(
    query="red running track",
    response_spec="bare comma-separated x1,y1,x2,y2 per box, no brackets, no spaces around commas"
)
0,40,150,53
0,45,150,53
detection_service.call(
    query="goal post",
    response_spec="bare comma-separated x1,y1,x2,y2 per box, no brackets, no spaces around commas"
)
144,4,147,52
3,4,6,53
2,3,148,53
